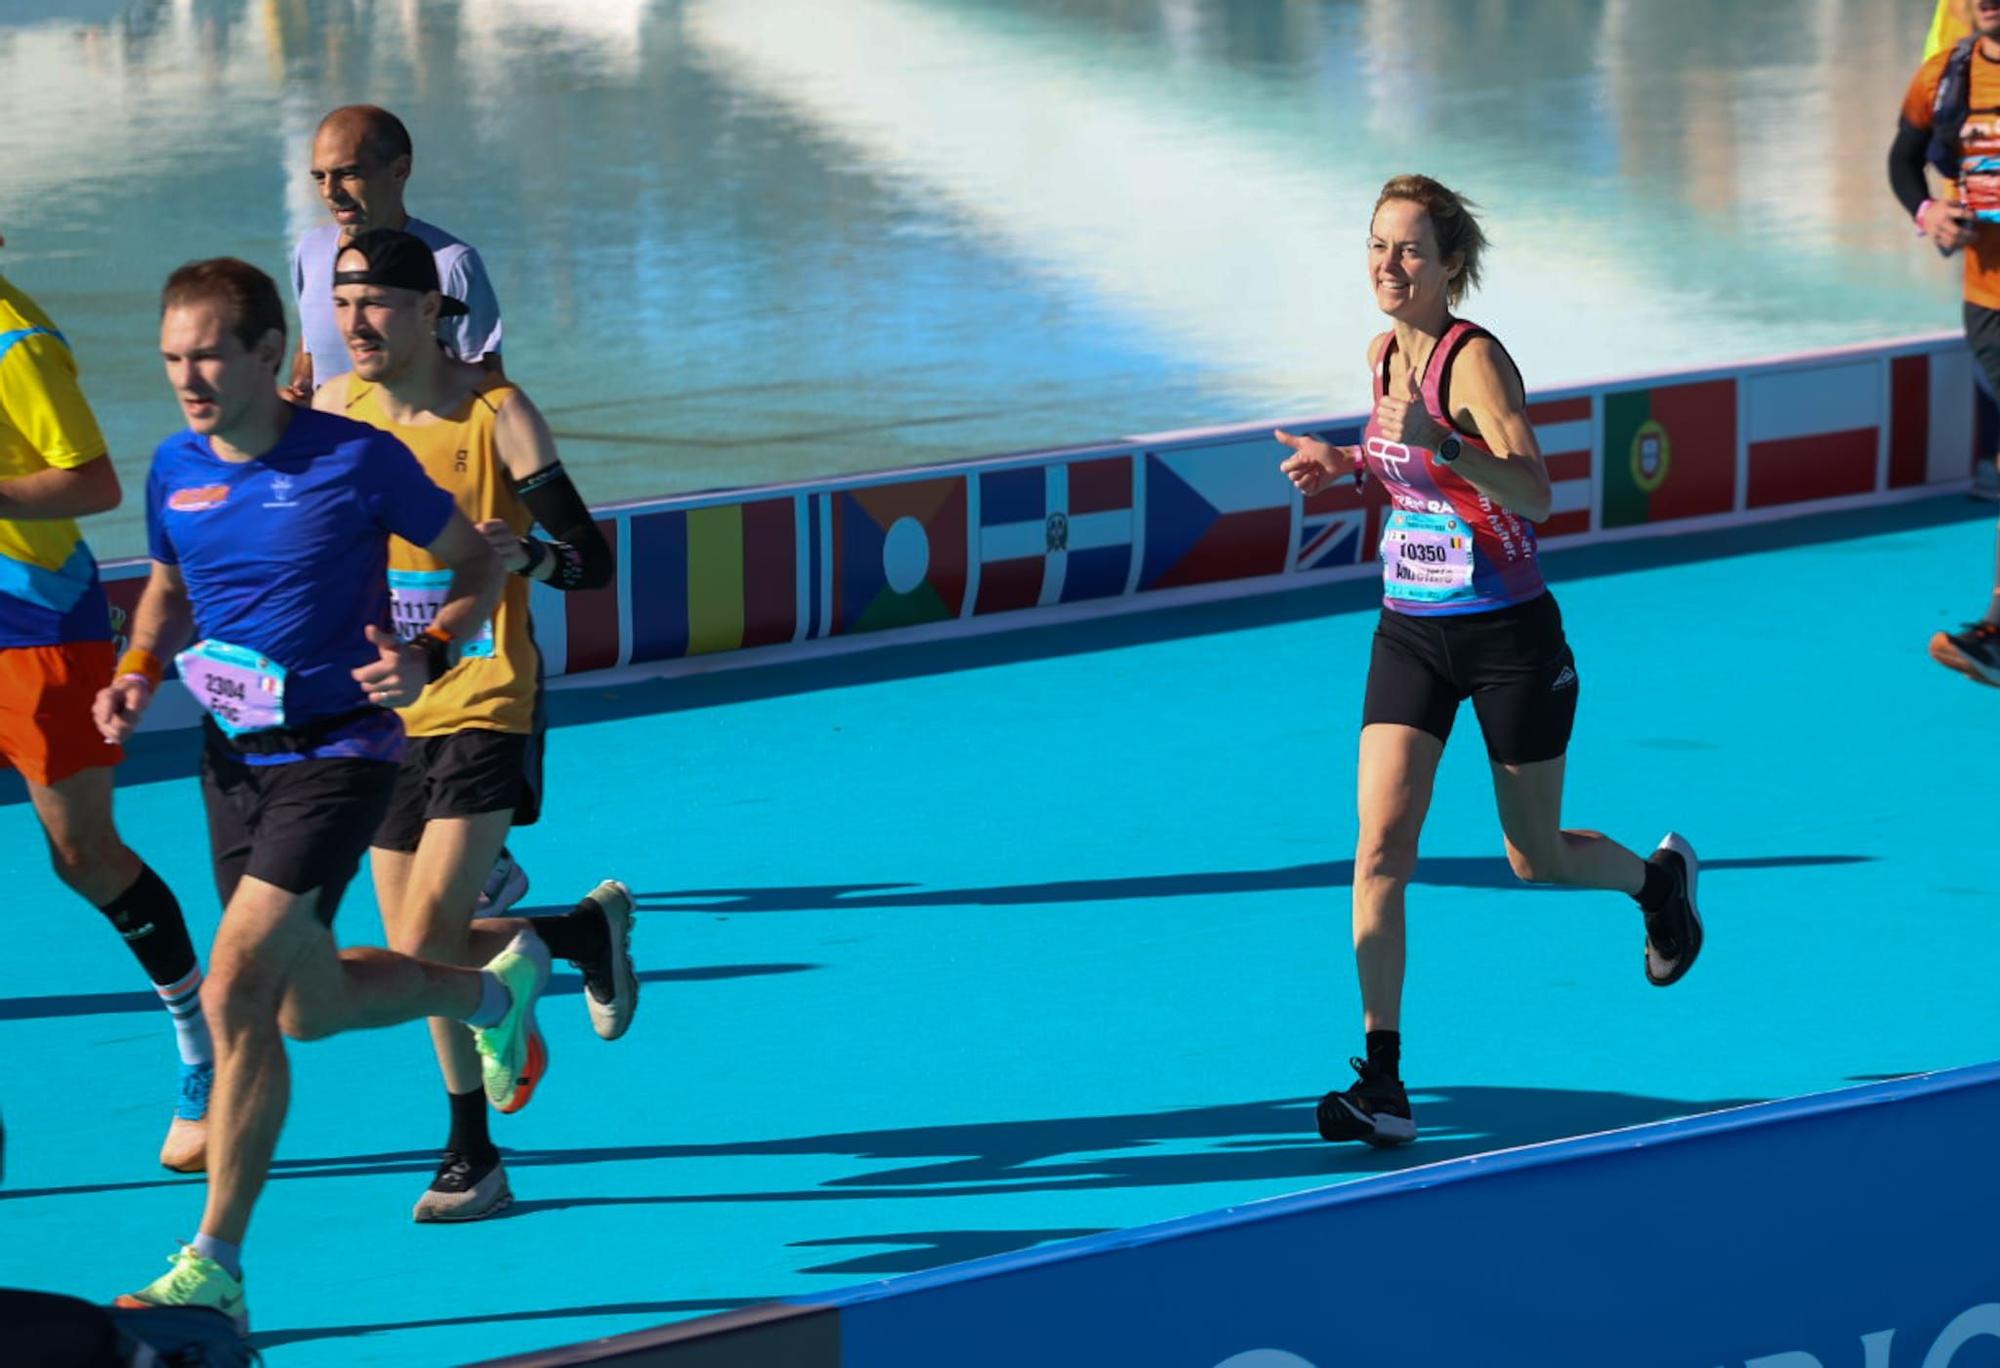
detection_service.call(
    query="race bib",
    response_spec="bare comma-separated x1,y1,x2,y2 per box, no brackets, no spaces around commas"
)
175,639,287,736
1381,509,1476,605
1963,156,2000,223
387,569,494,660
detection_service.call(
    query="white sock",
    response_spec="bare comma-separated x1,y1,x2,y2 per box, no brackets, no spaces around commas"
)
191,1232,240,1279
466,971,509,1029
155,968,213,1067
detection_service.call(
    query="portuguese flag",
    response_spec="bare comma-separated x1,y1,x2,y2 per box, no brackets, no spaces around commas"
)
1600,378,1738,528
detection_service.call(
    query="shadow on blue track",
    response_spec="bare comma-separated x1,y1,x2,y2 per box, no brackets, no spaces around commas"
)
223,1086,1763,1197
610,853,1872,914
0,1082,1768,1280
0,963,817,1023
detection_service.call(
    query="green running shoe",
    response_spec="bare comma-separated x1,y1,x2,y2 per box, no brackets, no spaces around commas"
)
115,1244,247,1334
474,931,551,1113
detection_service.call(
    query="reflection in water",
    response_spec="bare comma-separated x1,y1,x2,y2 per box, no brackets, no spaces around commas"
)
0,0,1961,558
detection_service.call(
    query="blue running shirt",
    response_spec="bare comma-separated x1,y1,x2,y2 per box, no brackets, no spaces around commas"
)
146,407,457,730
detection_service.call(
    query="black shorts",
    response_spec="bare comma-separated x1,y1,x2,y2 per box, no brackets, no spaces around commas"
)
1966,302,2000,401
1361,591,1579,766
199,721,400,925
372,728,544,854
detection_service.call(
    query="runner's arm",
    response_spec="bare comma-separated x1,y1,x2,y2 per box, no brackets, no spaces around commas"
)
283,345,314,404
0,331,122,517
489,391,615,591
418,510,505,652
0,455,120,519
92,560,192,742
122,559,196,664
1440,339,1553,524
1889,120,1932,218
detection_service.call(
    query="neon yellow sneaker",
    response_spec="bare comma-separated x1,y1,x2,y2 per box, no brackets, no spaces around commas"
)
474,931,551,1113
115,1244,248,1334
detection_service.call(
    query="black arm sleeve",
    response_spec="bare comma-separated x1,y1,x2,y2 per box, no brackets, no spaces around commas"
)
513,462,615,591
1890,120,1934,218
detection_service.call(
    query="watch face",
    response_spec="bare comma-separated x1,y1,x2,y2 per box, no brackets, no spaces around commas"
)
1438,436,1460,461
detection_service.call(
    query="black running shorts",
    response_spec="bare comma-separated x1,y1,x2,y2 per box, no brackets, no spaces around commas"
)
1361,591,1578,766
371,727,544,854
200,722,400,924
1966,302,2000,402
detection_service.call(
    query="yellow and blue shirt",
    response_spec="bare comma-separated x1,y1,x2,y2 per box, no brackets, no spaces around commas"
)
0,274,112,647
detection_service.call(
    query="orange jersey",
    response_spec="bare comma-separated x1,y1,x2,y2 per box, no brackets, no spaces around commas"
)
1904,43,2000,309
343,376,539,737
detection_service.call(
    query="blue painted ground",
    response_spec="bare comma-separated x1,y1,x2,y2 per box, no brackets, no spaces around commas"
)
1,497,1995,1365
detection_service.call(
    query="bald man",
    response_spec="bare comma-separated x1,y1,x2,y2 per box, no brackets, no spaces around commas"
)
288,105,527,914
287,105,503,401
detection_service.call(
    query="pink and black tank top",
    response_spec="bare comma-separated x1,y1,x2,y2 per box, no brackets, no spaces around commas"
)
1363,319,1546,616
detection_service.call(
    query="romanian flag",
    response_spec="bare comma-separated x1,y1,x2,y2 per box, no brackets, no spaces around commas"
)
626,501,797,663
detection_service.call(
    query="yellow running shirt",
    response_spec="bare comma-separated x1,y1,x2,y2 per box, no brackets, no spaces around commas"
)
344,376,538,737
0,274,110,646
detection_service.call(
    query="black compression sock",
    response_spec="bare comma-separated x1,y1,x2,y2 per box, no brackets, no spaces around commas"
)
446,1087,497,1166
1364,1030,1401,1083
98,864,198,986
1637,858,1674,914
528,901,609,964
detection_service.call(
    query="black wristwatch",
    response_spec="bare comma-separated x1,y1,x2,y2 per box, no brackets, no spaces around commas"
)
1435,434,1463,464
414,630,452,684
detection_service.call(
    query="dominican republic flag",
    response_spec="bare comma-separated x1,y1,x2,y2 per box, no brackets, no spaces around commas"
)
1888,349,1978,489
1744,360,1882,509
1139,439,1293,591
1529,396,1593,539
973,455,1136,615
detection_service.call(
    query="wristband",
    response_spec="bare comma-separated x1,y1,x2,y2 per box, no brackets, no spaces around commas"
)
421,624,455,645
414,629,452,684
1917,198,1934,236
116,648,164,688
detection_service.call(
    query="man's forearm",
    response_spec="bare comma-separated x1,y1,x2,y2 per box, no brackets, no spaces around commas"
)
430,562,503,649
1889,122,1934,218
0,459,120,521
125,585,197,666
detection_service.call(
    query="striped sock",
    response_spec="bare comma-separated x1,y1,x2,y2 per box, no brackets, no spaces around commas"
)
156,968,213,1067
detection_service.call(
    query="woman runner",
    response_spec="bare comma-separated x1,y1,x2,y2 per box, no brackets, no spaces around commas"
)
1276,175,1705,1147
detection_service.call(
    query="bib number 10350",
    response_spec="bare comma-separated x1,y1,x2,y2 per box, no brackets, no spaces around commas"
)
1381,509,1476,604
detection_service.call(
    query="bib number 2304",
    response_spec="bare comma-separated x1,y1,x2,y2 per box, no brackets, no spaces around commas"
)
174,639,288,737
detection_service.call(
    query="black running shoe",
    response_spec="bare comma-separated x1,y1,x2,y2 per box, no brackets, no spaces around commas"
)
411,1149,512,1223
1930,621,2000,687
1316,1058,1416,1148
571,880,637,1041
1643,832,1703,987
